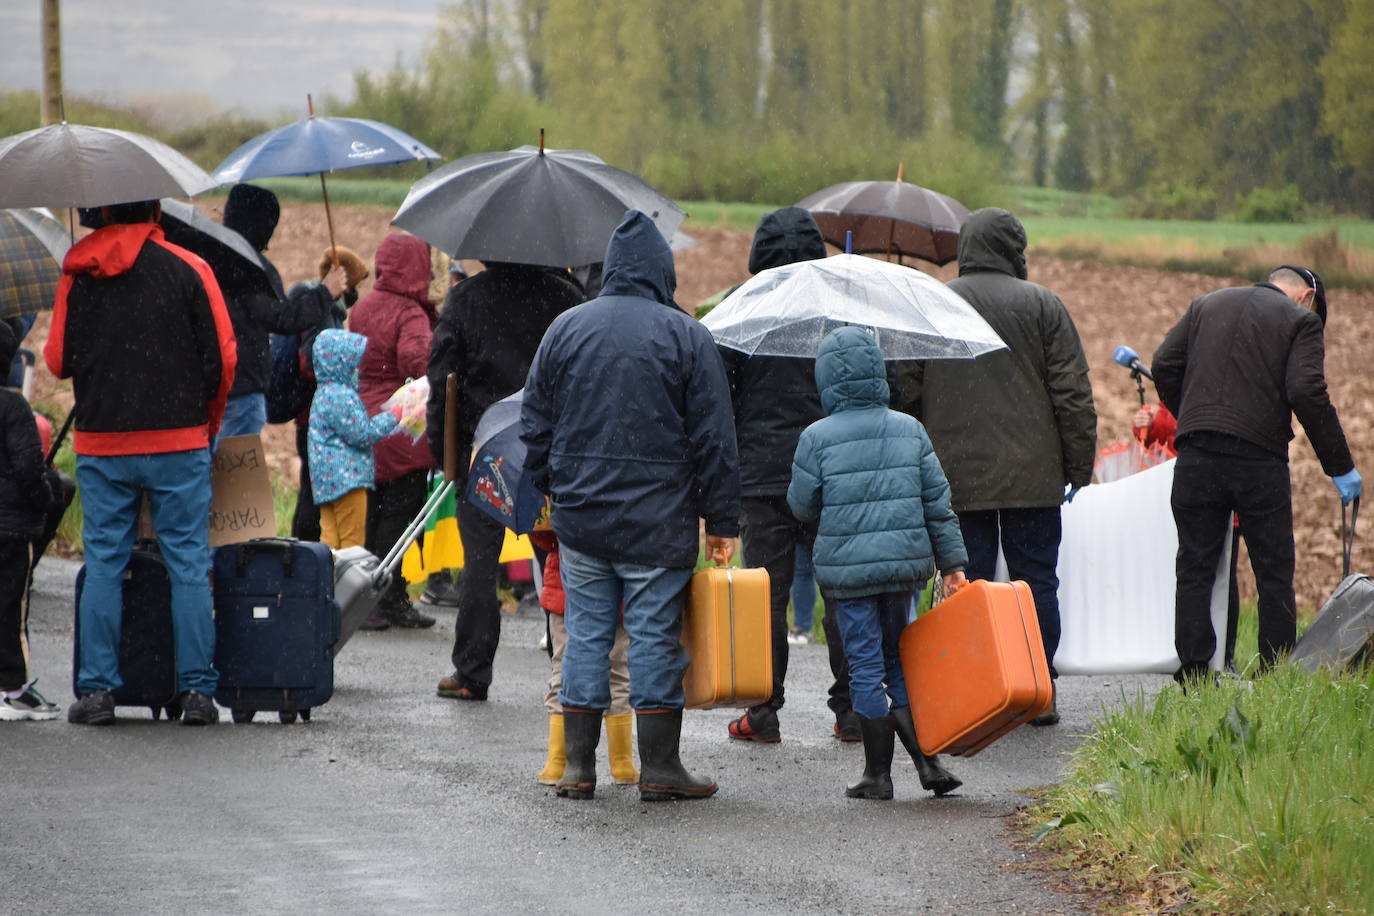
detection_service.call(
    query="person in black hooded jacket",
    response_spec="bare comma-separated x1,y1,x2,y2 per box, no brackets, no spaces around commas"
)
0,321,60,720
218,183,343,443
716,207,860,745
522,210,741,802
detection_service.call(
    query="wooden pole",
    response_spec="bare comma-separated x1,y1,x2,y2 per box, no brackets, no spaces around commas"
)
443,373,459,482
40,0,62,126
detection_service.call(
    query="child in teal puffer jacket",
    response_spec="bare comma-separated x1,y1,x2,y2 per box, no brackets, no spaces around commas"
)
788,326,968,801
308,329,400,549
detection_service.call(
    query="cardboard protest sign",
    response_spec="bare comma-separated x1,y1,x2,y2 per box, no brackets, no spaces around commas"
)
208,434,276,546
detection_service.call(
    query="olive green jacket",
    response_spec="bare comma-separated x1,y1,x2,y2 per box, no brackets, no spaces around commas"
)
895,208,1096,511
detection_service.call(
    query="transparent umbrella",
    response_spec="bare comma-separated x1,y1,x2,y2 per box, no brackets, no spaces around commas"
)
701,253,1005,360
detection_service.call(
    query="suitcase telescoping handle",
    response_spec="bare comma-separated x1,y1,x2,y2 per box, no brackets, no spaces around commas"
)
1342,496,1360,579
374,478,457,585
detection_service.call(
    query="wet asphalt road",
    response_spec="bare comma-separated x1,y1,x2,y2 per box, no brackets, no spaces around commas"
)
3,558,1170,915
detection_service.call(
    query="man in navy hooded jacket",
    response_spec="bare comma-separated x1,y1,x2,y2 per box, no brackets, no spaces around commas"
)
522,210,741,802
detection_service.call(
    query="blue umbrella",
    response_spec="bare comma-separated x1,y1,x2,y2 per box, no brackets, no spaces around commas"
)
210,96,441,254
465,390,549,534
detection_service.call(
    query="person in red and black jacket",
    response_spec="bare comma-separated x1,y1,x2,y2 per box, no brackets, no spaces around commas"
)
44,199,237,727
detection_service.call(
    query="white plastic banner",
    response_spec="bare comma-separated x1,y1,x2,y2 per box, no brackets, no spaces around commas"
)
993,459,1230,675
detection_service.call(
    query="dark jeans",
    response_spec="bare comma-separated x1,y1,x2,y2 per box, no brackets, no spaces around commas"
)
365,469,429,610
740,495,851,715
958,506,1063,679
1172,446,1295,676
449,497,504,692
291,424,320,542
0,539,35,690
832,590,913,719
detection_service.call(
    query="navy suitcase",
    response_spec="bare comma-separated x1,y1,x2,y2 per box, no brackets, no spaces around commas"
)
212,538,339,724
73,542,182,720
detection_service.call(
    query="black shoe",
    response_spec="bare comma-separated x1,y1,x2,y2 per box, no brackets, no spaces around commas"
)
845,715,895,800
557,707,602,800
420,572,462,607
180,691,219,726
382,601,436,629
638,708,718,801
833,707,861,742
1029,683,1059,726
892,705,961,796
67,689,115,726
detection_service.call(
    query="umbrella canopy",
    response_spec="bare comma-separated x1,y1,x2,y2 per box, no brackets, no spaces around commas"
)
0,207,70,319
391,144,685,268
158,198,272,297
210,115,442,183
796,180,969,266
701,253,1006,360
466,390,550,534
0,122,215,208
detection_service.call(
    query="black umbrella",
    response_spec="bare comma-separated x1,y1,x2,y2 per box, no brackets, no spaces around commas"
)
0,122,215,208
796,165,970,266
158,199,273,297
391,132,685,268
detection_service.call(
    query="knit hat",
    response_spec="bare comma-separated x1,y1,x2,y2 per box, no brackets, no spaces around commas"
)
319,245,369,288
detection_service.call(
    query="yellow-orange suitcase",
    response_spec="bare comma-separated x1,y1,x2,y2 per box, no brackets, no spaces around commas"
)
899,579,1053,756
681,567,772,710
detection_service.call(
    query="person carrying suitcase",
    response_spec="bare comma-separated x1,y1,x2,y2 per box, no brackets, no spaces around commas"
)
45,199,237,727
788,327,968,800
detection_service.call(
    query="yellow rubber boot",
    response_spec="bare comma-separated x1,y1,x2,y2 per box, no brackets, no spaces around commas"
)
537,713,565,785
605,712,640,785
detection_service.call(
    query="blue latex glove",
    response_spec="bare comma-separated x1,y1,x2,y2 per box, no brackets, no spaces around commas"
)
1064,485,1081,504
1333,468,1362,505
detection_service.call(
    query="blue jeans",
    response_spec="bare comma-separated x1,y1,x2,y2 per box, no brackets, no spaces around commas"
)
214,393,267,449
958,507,1062,678
832,591,913,719
76,450,217,694
557,545,693,710
791,539,817,632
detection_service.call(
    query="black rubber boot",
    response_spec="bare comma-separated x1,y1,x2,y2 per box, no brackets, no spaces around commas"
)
892,705,961,796
636,708,718,802
846,715,895,799
556,707,602,800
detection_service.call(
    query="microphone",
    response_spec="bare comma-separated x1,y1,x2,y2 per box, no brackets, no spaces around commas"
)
1112,345,1153,381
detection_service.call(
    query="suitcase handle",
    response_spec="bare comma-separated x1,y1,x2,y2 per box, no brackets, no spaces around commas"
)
235,537,299,578
1342,496,1360,579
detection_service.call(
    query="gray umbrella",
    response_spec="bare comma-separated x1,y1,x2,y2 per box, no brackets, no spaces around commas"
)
158,199,272,297
0,122,216,209
392,140,685,268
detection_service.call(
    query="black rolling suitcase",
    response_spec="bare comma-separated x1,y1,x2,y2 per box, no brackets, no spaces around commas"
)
1292,499,1374,672
72,542,182,720
212,538,338,724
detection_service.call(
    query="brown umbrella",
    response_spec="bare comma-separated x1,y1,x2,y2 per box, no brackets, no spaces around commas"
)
796,164,970,266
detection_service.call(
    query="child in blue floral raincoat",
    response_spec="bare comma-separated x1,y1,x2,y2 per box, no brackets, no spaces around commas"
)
308,329,400,549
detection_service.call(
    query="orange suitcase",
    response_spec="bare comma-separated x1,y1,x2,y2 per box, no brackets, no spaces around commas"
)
681,567,772,710
899,579,1053,757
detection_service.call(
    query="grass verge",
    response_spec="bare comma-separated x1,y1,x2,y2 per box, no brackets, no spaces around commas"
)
1025,661,1374,914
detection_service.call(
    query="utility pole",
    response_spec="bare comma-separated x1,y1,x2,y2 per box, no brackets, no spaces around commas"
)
41,0,62,124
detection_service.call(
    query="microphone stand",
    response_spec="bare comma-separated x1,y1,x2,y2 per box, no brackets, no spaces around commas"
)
1129,368,1147,407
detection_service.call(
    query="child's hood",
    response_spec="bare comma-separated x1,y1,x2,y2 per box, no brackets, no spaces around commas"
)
313,328,367,385
815,326,890,415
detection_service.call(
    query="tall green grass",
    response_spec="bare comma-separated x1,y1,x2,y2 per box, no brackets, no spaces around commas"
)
1031,663,1374,914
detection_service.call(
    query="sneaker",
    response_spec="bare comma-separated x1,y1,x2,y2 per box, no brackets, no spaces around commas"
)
0,681,60,721
180,690,220,726
727,706,780,743
786,627,811,646
383,601,436,629
421,573,462,607
67,689,116,726
437,673,487,700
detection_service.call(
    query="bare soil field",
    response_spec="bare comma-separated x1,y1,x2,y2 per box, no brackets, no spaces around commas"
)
29,200,1372,610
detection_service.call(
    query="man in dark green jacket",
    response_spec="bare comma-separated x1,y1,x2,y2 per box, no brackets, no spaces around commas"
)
901,208,1096,724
